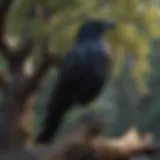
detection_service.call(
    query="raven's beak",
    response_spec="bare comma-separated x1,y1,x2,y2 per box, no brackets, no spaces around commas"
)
104,20,117,29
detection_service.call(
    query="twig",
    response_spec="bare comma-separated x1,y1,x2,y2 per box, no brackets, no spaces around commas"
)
0,0,13,60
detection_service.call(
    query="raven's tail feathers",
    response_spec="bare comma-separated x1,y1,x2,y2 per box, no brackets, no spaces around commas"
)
35,84,74,144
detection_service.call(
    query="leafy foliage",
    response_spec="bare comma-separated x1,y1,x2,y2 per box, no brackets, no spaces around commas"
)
107,0,160,94
7,0,160,93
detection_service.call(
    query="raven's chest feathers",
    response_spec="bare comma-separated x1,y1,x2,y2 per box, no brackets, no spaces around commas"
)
59,41,110,104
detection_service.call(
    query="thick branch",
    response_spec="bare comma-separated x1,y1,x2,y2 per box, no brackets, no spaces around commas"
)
33,129,160,160
0,1,34,63
0,71,6,86
24,55,52,97
0,40,12,59
0,118,159,160
139,144,160,155
0,149,39,160
0,143,160,160
21,38,55,103
14,37,34,64
0,0,13,59
0,0,13,38
0,71,10,90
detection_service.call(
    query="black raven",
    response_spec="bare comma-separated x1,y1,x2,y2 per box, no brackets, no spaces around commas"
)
36,19,116,144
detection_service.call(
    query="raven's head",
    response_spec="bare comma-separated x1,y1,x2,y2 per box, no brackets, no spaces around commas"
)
76,19,116,41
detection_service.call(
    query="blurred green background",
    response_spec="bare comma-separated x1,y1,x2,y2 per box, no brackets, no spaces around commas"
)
0,0,160,143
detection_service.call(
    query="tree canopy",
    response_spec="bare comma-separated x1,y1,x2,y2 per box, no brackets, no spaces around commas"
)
5,0,160,94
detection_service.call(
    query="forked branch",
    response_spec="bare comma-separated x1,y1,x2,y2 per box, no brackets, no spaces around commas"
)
0,0,35,65
21,37,56,103
14,37,34,64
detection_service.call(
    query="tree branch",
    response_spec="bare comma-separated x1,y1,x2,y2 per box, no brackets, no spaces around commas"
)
0,142,160,160
0,149,39,160
33,126,160,160
0,1,34,64
0,118,159,160
21,37,56,103
0,0,13,38
0,0,13,60
0,71,6,83
24,56,51,96
0,70,10,90
0,40,12,59
14,37,34,64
